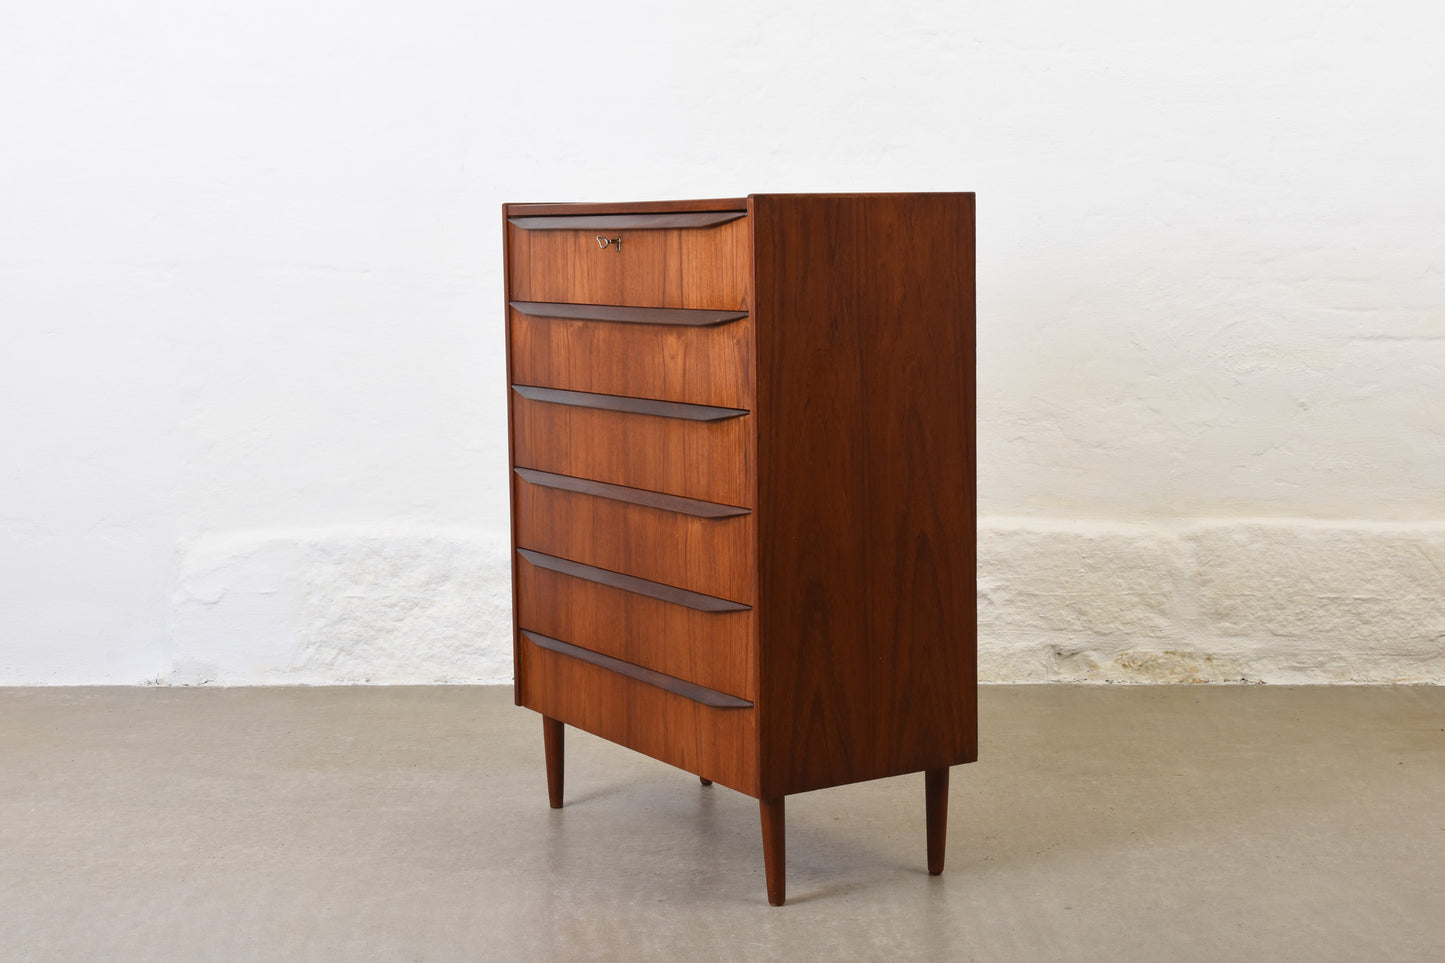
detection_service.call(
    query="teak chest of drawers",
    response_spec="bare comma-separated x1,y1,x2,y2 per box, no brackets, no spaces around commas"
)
502,193,976,905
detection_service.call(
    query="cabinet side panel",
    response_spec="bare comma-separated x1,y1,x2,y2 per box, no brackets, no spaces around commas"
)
503,206,524,706
753,194,977,796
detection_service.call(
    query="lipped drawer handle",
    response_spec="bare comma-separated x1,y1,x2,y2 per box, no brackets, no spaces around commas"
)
595,234,622,251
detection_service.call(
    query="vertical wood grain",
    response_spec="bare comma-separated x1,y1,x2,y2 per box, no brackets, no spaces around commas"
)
752,193,978,797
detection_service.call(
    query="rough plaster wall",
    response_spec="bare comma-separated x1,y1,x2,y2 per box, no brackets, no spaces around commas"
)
2,1,1443,683
169,530,512,685
980,521,1445,683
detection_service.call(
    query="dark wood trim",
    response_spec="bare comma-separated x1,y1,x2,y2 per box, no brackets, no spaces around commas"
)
522,630,754,709
505,198,747,217
515,468,751,519
510,301,748,328
512,384,748,422
517,549,752,613
508,211,747,231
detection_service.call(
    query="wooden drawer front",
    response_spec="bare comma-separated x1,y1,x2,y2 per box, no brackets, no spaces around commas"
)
509,302,754,409
518,629,759,794
514,468,753,603
511,389,752,507
516,553,754,701
507,212,750,310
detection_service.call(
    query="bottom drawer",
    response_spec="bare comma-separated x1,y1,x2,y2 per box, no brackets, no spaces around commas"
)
516,551,755,701
518,632,759,796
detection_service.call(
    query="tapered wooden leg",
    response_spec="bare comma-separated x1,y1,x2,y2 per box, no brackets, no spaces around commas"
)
699,777,713,786
543,716,564,809
925,767,949,875
760,796,786,906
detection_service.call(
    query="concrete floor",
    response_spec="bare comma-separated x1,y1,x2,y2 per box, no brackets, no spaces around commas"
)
0,686,1441,962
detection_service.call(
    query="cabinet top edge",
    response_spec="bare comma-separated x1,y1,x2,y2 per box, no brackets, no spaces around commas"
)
504,198,748,217
747,192,975,199
503,193,975,217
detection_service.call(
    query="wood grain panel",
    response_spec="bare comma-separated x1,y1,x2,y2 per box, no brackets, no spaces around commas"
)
522,631,753,708
514,470,754,602
751,193,977,797
512,392,752,507
508,217,750,309
517,628,760,794
516,554,755,701
510,305,754,409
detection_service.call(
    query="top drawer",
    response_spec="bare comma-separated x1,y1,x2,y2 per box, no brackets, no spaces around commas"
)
507,212,750,310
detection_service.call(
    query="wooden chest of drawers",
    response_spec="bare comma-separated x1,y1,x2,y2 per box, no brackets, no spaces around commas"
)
502,193,976,905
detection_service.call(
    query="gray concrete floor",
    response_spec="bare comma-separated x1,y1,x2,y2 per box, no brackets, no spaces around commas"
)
0,686,1441,962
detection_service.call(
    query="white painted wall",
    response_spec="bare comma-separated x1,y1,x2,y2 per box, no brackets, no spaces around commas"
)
2,0,1442,684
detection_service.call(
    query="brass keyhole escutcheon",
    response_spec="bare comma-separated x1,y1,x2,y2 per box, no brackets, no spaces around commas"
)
596,235,622,252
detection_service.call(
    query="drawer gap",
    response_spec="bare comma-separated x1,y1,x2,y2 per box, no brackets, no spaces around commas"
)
518,549,750,613
510,301,748,328
515,468,750,519
512,385,748,422
523,630,753,709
